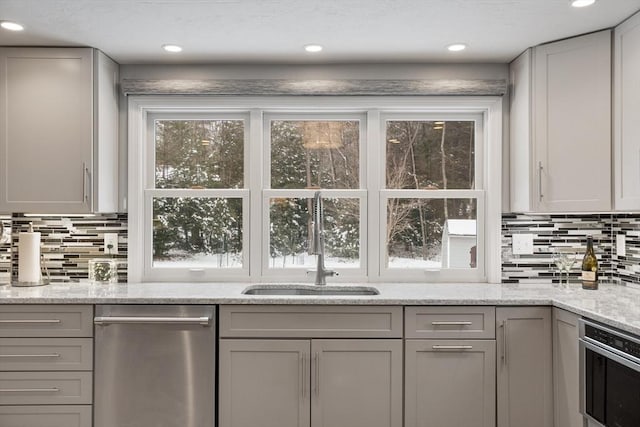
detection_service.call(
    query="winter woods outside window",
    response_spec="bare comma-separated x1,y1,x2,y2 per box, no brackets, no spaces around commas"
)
385,121,478,270
132,98,497,282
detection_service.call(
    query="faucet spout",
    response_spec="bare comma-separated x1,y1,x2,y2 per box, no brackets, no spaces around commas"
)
308,191,337,286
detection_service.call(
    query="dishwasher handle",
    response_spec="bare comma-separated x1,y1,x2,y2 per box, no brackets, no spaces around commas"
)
94,316,211,326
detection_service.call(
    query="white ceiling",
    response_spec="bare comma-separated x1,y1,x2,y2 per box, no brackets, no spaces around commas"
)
1,0,639,64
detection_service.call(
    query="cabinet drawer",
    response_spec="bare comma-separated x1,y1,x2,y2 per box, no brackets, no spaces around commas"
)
405,306,496,339
0,371,92,405
0,305,93,337
0,338,93,371
0,405,91,427
220,305,403,338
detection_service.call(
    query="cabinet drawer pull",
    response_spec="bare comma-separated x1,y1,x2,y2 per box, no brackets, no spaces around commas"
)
94,316,210,326
431,321,473,326
0,388,60,393
432,345,473,350
0,319,61,324
0,353,61,358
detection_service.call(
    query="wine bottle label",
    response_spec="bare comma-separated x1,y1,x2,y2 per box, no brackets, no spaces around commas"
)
582,271,596,281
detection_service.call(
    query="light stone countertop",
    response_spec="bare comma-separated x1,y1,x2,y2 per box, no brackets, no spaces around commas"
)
1,281,640,336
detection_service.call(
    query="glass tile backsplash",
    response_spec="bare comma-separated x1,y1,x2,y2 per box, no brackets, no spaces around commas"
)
502,213,640,284
0,213,127,284
1,212,639,285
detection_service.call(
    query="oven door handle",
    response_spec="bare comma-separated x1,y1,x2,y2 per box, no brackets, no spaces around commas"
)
581,338,640,372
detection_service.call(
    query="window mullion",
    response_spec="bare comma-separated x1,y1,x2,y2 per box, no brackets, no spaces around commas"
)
250,109,264,279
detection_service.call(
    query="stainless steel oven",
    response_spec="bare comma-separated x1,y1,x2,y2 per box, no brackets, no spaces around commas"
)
579,319,640,427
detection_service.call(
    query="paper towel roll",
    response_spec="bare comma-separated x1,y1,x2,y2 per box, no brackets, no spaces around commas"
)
18,231,41,283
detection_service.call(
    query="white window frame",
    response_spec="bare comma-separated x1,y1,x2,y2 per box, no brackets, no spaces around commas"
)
378,113,485,282
263,112,367,281
128,96,502,283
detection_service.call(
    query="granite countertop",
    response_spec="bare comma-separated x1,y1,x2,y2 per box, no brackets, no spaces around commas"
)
1,281,640,335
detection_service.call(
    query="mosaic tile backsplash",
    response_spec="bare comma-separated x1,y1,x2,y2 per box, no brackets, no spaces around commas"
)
502,213,640,284
0,213,127,284
1,211,639,285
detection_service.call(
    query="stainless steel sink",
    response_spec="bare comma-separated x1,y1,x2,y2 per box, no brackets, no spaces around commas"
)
242,284,379,296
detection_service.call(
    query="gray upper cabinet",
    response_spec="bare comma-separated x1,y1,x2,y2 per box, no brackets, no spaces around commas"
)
614,11,640,210
0,47,118,214
509,30,612,213
552,308,582,427
496,306,553,427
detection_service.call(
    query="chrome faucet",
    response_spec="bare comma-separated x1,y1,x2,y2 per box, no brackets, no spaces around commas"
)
308,191,337,286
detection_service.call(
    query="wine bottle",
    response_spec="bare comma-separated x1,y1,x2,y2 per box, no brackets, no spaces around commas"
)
581,236,598,290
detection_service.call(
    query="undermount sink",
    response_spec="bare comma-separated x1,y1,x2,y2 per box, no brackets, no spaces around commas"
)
242,284,380,296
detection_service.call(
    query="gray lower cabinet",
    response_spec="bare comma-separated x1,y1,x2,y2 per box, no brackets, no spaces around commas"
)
311,339,402,427
0,405,92,427
219,339,310,427
219,338,402,427
0,305,93,427
552,307,582,427
405,339,496,427
496,307,553,427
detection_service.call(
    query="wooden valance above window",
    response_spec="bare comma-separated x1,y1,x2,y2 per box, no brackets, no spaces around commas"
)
121,78,507,96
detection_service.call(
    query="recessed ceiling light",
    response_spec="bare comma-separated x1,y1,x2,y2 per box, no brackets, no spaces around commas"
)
162,44,183,53
571,0,596,7
304,44,323,53
0,21,24,31
447,43,467,52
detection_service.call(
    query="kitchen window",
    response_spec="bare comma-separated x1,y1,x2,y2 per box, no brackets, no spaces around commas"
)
128,97,502,283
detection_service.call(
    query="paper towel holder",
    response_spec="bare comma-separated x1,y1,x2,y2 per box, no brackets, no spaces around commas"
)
12,224,51,287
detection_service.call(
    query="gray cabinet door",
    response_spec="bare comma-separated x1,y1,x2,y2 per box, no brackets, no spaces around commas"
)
553,308,582,427
405,339,496,427
0,48,93,213
219,339,311,427
533,30,611,212
614,10,640,210
311,339,402,427
497,307,553,427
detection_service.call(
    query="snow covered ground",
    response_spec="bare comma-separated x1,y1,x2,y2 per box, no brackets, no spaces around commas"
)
153,252,441,269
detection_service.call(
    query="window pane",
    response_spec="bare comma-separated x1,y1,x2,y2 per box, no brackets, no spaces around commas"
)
155,120,244,189
386,198,477,269
269,197,360,268
153,197,243,268
386,121,475,189
271,120,359,189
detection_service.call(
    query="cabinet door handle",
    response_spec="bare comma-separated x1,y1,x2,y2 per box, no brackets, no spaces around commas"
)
432,345,473,350
314,352,320,397
431,321,473,326
94,316,210,326
0,388,60,393
0,353,60,358
0,319,61,324
538,162,544,201
83,162,92,204
500,320,508,365
300,353,305,398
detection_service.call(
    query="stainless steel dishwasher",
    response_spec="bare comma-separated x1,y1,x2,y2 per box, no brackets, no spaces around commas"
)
94,305,216,427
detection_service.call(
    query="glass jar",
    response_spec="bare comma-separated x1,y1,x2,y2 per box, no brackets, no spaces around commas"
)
88,259,118,284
